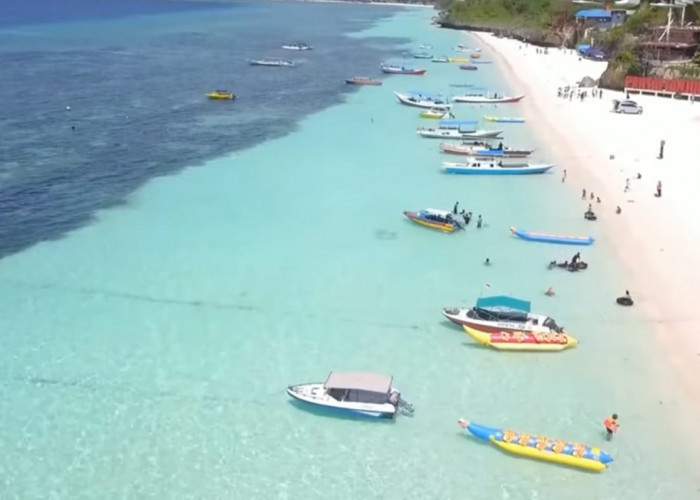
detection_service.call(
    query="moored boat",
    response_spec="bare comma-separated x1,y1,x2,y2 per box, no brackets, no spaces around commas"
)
463,326,578,351
249,58,296,67
395,91,451,110
448,57,470,63
472,60,493,65
431,56,449,63
457,419,613,472
380,63,426,75
442,161,554,175
417,119,499,139
440,143,534,158
441,295,565,334
460,65,478,71
287,372,414,419
484,115,526,123
281,43,312,51
453,93,524,104
205,90,236,100
510,227,595,246
346,76,382,86
412,52,433,59
403,208,463,233
421,108,452,119
449,83,473,88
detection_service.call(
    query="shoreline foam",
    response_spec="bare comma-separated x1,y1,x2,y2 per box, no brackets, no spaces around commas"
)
472,31,700,468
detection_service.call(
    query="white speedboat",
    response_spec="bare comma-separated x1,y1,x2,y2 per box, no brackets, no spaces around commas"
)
249,58,296,67
442,296,564,333
442,160,554,175
282,43,312,51
395,92,451,110
287,372,414,419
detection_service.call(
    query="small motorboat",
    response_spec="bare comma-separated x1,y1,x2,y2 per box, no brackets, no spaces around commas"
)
472,60,493,65
281,43,312,51
345,76,382,86
457,419,613,472
205,90,235,100
484,115,526,123
453,94,524,104
440,143,534,158
412,52,433,59
395,92,451,110
463,326,578,351
460,65,478,71
403,208,463,233
510,227,595,246
442,295,565,334
421,108,452,119
418,128,503,140
449,83,473,88
442,161,553,175
419,44,432,50
431,56,449,63
287,372,414,419
448,57,470,63
380,64,426,75
249,58,296,67
471,52,482,59
547,260,588,271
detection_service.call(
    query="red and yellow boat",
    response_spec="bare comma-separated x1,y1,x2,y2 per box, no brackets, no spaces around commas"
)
463,325,578,351
403,208,462,233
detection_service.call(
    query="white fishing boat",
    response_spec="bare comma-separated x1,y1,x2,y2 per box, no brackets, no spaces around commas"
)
417,119,503,139
453,91,524,104
431,56,449,63
440,143,534,158
287,372,414,419
442,159,554,175
249,58,296,67
395,91,452,110
281,43,312,51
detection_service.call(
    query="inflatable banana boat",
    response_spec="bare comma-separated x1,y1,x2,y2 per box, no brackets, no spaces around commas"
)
457,419,613,472
463,326,578,351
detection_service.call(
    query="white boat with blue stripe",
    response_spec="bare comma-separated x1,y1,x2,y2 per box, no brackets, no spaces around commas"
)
417,119,502,139
287,372,414,419
442,159,555,175
395,91,452,109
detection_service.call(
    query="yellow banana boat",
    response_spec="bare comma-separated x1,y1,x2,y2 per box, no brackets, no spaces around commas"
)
206,90,236,100
463,325,578,351
448,58,470,63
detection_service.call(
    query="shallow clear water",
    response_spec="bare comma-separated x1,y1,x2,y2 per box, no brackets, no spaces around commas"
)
0,3,699,499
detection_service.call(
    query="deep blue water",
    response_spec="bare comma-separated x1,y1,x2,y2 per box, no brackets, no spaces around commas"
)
0,0,406,258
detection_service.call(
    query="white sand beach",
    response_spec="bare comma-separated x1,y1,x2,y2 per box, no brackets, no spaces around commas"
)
473,32,700,420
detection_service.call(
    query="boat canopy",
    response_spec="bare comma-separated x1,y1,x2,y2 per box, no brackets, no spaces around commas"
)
407,90,444,99
475,295,531,313
324,372,393,394
439,120,478,130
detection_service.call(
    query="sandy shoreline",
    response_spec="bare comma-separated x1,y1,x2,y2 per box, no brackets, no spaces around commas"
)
472,31,700,461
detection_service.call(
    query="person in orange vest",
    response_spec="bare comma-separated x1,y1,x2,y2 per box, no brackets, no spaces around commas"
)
603,414,619,440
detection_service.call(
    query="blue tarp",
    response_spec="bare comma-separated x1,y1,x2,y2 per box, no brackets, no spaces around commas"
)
475,295,531,312
575,9,612,21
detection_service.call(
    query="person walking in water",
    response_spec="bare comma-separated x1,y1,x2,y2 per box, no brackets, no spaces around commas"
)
656,181,662,198
484,258,491,266
453,201,459,214
658,140,665,160
476,215,483,228
603,414,619,440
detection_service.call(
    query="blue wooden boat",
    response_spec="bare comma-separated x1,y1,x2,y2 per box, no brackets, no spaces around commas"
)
510,227,595,246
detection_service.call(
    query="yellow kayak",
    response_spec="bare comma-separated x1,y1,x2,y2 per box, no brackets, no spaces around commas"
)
448,58,470,63
420,109,449,119
463,325,578,351
206,91,236,100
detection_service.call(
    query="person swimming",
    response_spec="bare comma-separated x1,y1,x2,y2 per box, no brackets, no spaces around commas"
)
476,215,482,228
484,258,491,266
545,286,555,296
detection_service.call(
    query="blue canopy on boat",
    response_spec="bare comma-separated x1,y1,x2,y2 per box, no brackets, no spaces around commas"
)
439,120,478,128
475,295,531,312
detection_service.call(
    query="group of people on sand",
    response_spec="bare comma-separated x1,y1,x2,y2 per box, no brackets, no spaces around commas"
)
556,86,603,102
452,202,483,228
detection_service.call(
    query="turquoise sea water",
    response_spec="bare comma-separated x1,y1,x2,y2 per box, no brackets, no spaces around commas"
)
1,5,699,499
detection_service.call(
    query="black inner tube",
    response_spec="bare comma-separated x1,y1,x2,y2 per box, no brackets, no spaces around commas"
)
616,297,634,306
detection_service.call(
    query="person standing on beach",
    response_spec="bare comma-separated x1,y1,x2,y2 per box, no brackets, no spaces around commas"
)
656,181,662,198
624,179,630,192
562,169,567,183
658,140,665,160
603,414,619,440
582,189,586,199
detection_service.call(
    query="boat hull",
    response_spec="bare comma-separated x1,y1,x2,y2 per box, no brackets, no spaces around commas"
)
442,164,553,175
463,326,577,351
395,92,451,110
346,78,382,86
441,308,552,334
454,95,524,104
510,227,595,246
381,68,426,75
418,129,503,140
206,93,235,100
458,420,613,472
286,385,395,419
440,144,533,158
459,65,478,71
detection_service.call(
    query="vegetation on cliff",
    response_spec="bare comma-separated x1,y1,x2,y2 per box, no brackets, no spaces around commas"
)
437,0,577,29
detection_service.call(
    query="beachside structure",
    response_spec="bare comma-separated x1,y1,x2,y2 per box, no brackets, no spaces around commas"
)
624,76,700,99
